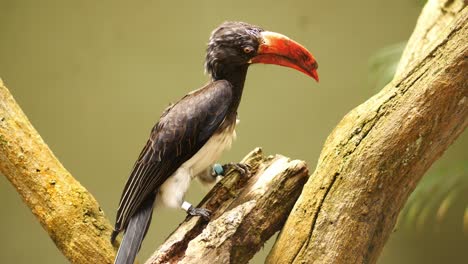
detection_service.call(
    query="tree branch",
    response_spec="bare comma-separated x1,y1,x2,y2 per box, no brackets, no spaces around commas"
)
145,148,309,264
396,0,466,78
267,2,467,263
0,79,118,264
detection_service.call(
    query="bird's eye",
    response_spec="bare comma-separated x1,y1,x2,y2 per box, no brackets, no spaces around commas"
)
243,46,254,54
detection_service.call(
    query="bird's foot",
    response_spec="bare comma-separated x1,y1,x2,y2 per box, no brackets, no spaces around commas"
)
213,162,250,177
187,206,211,221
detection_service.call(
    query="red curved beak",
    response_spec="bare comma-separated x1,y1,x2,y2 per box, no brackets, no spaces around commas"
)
250,31,319,82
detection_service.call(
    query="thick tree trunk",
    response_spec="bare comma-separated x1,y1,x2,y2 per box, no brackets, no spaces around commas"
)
267,1,467,263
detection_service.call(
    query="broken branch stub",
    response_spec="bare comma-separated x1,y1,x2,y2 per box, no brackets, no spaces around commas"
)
145,148,309,264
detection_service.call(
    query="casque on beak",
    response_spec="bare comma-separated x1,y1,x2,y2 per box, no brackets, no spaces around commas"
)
250,31,319,82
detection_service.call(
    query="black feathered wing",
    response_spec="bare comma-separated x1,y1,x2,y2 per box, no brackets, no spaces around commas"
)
113,80,233,235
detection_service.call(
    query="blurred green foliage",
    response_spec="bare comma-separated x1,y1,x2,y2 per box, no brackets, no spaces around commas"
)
401,165,468,231
368,42,406,88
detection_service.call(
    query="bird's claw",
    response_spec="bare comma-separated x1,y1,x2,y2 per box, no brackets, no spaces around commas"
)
187,206,211,221
223,162,251,177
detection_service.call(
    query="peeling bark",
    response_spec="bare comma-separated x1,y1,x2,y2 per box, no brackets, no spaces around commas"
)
145,149,309,264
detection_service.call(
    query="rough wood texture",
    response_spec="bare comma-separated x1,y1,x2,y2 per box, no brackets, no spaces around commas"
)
267,2,468,264
0,79,118,264
145,148,309,264
396,0,466,78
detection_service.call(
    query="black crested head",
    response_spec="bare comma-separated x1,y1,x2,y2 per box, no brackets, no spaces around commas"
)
205,21,264,80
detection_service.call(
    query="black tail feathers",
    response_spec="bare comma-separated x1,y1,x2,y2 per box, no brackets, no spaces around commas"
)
114,194,155,264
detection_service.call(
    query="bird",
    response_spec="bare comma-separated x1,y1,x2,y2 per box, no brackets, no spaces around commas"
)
111,21,318,264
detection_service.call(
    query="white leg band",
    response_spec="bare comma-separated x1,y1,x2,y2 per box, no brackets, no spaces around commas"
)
181,201,192,212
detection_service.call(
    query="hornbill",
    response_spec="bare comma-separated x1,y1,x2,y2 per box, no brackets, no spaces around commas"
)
111,21,318,264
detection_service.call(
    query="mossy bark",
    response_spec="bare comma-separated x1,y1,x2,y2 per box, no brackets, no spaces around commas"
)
267,1,468,263
0,79,118,263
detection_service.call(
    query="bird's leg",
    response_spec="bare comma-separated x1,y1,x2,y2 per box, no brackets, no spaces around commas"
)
181,201,211,220
212,162,250,177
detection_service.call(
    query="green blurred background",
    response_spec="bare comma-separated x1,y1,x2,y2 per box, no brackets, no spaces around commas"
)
0,0,466,263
